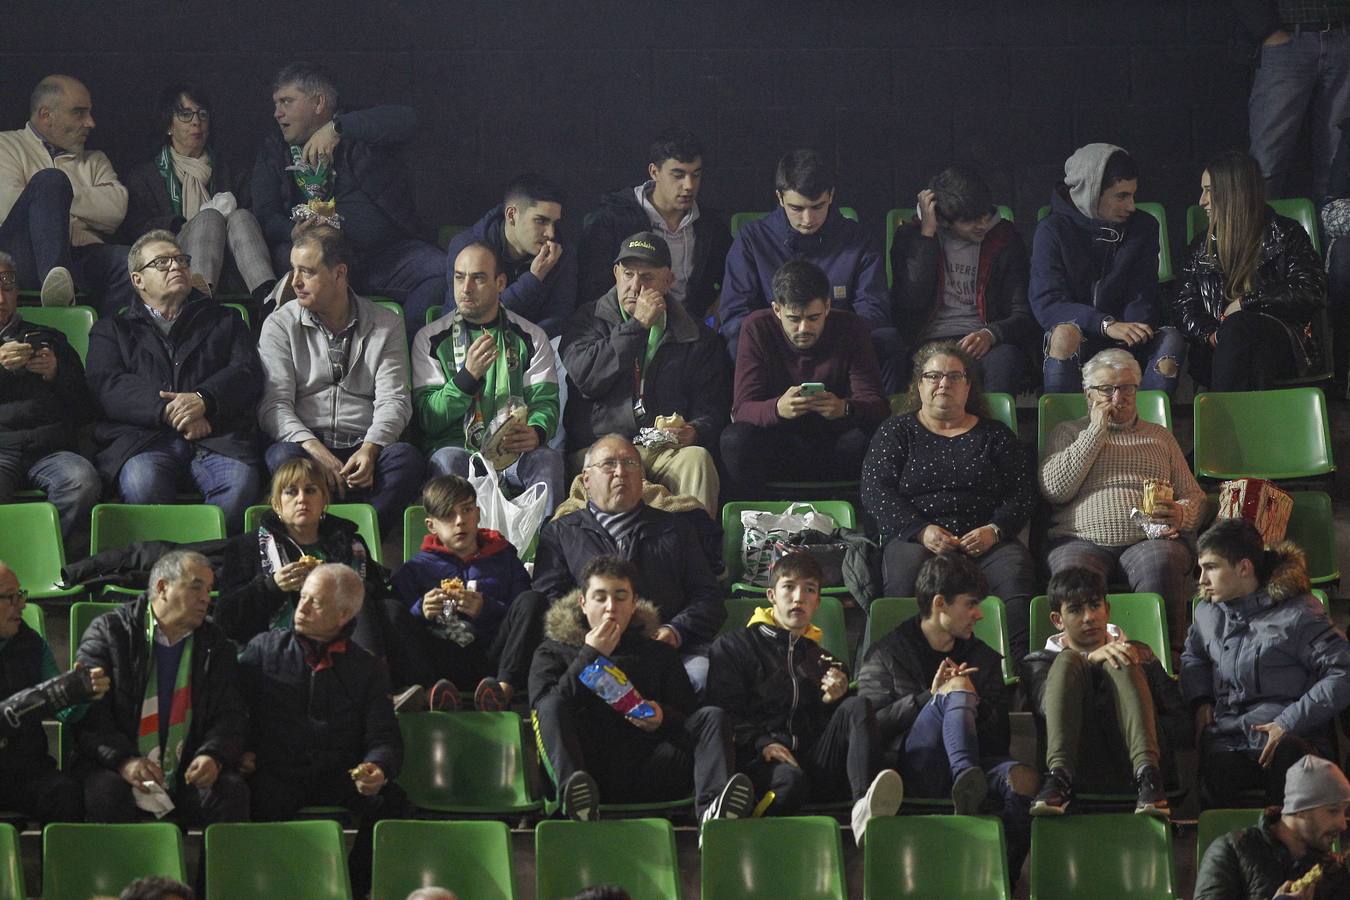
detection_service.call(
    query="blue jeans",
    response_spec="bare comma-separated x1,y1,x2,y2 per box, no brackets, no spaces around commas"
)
265,440,424,534
1042,327,1187,396
0,448,100,540
1249,30,1350,199
119,435,262,535
427,445,565,516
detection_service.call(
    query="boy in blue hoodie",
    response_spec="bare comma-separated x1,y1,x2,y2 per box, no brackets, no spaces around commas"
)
390,475,547,710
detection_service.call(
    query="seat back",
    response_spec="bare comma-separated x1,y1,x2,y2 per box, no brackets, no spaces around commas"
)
730,211,769,238
368,296,404,317
720,500,856,585
1030,814,1176,899
206,820,351,900
1185,203,1208,246
404,504,430,562
1030,593,1172,676
371,819,515,900
43,822,185,900
1283,491,1340,584
90,503,226,555
1269,197,1323,254
20,305,97,363
243,502,383,565
438,224,468,249
700,817,846,900
1037,391,1172,457
985,392,1018,436
1135,202,1173,282
20,603,44,639
720,594,851,666
0,824,22,900
70,601,121,666
0,502,68,596
535,818,680,900
1192,388,1334,480
1196,808,1264,867
862,596,1014,682
396,711,539,813
864,815,1011,899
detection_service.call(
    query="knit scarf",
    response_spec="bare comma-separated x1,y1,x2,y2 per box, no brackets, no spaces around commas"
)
138,608,194,789
288,145,334,203
439,309,517,450
155,145,212,219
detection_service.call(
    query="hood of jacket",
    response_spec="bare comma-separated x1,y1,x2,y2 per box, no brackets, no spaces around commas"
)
1265,541,1313,602
543,590,663,645
418,528,513,561
1064,142,1125,220
746,604,824,644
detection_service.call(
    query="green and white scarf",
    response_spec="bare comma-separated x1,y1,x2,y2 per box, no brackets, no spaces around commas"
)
137,609,194,789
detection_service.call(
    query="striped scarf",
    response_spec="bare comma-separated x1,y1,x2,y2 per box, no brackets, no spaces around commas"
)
137,609,194,789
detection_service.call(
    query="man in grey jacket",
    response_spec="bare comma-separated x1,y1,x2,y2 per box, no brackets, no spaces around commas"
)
1182,519,1350,808
257,222,422,532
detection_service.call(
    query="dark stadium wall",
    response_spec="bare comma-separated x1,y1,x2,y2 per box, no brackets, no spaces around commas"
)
2,1,1260,253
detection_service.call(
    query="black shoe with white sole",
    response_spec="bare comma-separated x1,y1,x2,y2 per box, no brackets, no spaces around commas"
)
561,770,600,822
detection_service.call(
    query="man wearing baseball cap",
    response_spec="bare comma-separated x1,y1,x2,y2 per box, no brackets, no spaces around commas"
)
1194,754,1350,899
558,230,729,517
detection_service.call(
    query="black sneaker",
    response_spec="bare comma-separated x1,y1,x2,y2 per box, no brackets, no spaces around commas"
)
1134,765,1170,817
703,772,755,824
561,771,600,822
951,766,988,816
1030,768,1073,816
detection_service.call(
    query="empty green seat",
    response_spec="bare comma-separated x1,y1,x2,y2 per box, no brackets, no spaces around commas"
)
21,602,44,639
1029,593,1172,676
44,822,185,900
1192,388,1334,480
243,502,383,564
206,820,352,900
0,824,22,900
1030,813,1177,899
864,814,1011,899
862,595,1016,684
0,502,80,599
700,817,846,900
720,500,856,597
721,593,851,667
372,819,516,900
396,711,541,814
1037,391,1172,458
20,305,96,363
1285,491,1340,584
535,818,680,900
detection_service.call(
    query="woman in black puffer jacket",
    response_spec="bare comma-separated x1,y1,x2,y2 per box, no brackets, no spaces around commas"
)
1174,150,1326,391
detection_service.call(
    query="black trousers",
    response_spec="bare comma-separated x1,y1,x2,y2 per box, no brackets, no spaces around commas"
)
1199,734,1319,808
385,590,548,693
0,761,82,823
83,768,250,825
719,423,871,498
1190,310,1297,391
533,694,734,817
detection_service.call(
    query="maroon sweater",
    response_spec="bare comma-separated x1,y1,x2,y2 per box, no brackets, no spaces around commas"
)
731,308,889,430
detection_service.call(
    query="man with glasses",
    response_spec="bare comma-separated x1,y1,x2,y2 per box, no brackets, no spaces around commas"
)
258,222,421,534
0,561,110,823
85,230,263,534
531,434,724,689
560,231,728,516
1038,348,1205,653
720,258,889,498
0,74,136,315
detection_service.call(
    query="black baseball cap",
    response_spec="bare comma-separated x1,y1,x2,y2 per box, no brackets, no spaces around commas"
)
613,231,672,268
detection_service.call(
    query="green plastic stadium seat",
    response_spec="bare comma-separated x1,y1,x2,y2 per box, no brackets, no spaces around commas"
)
1037,391,1172,458
1192,388,1334,480
43,822,185,900
862,596,1016,684
721,594,851,667
701,817,846,900
396,711,541,814
90,503,226,597
404,503,430,562
70,601,120,667
20,305,96,363
731,206,857,239
721,500,856,597
372,819,515,900
535,818,680,900
1196,808,1263,866
368,296,404,317
243,502,383,565
0,502,80,600
20,603,44,639
223,301,251,329
1285,491,1340,585
864,814,1011,899
1187,198,1322,254
1030,813,1177,899
206,820,351,900
985,392,1018,436
438,224,469,249
1030,593,1172,676
0,824,22,900
1135,202,1173,282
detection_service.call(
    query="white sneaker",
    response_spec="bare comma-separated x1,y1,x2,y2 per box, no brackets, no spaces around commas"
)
39,266,74,306
851,769,903,847
392,685,427,713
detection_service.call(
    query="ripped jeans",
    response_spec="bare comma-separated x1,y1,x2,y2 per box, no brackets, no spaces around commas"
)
1042,325,1187,396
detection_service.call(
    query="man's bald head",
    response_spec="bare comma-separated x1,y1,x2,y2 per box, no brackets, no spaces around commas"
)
30,75,94,152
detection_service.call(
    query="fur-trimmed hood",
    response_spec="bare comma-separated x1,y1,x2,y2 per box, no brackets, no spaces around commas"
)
1265,540,1312,602
542,590,664,646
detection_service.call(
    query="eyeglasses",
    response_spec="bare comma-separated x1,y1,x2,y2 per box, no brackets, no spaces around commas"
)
173,106,210,124
0,589,28,605
137,254,192,273
587,458,643,474
920,371,968,384
0,272,16,289
1087,384,1139,397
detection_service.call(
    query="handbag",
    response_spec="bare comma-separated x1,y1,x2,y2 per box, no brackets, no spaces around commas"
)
467,452,548,553
770,529,847,587
739,503,838,587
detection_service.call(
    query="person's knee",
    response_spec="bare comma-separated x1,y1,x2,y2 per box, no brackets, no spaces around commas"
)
428,447,471,477
1047,324,1082,359
1008,764,1040,798
1051,645,1090,678
836,694,873,726
28,167,74,202
1152,355,1179,379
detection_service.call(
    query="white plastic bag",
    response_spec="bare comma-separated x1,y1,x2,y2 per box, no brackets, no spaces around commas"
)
739,502,838,587
467,452,548,553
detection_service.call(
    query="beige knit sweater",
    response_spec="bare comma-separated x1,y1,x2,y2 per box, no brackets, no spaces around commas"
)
1040,415,1205,547
0,125,127,246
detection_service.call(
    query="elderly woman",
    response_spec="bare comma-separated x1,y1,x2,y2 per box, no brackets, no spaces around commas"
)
1039,348,1206,652
1175,149,1325,391
861,340,1036,658
124,84,275,299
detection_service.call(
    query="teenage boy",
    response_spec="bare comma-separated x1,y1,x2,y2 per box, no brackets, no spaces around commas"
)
390,475,548,710
707,552,903,847
1021,567,1186,816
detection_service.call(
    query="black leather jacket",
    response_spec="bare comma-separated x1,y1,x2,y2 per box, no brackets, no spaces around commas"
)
1174,210,1326,374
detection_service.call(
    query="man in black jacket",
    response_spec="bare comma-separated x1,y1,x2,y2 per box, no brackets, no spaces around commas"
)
238,563,406,897
74,550,250,825
707,553,903,847
85,230,263,535
577,128,732,321
528,556,751,825
0,251,99,541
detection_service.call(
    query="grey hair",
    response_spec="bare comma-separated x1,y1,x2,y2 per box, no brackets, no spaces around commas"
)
308,563,364,617
272,62,339,109
1081,348,1141,388
29,75,74,118
0,250,15,270
127,229,181,276
583,433,637,468
149,550,211,591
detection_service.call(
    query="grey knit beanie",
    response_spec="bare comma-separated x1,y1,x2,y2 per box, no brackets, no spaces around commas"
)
1282,755,1350,815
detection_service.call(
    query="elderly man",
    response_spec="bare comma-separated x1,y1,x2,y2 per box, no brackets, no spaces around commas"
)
1184,519,1350,809
0,561,108,823
531,434,724,689
85,230,263,534
1194,755,1350,899
413,241,564,514
74,550,250,825
258,222,422,533
0,74,134,313
560,231,729,516
252,62,445,336
1038,347,1205,650
239,563,406,897
0,251,99,541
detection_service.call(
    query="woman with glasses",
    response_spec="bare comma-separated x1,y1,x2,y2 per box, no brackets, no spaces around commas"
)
861,340,1037,658
124,84,275,300
1175,150,1326,390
